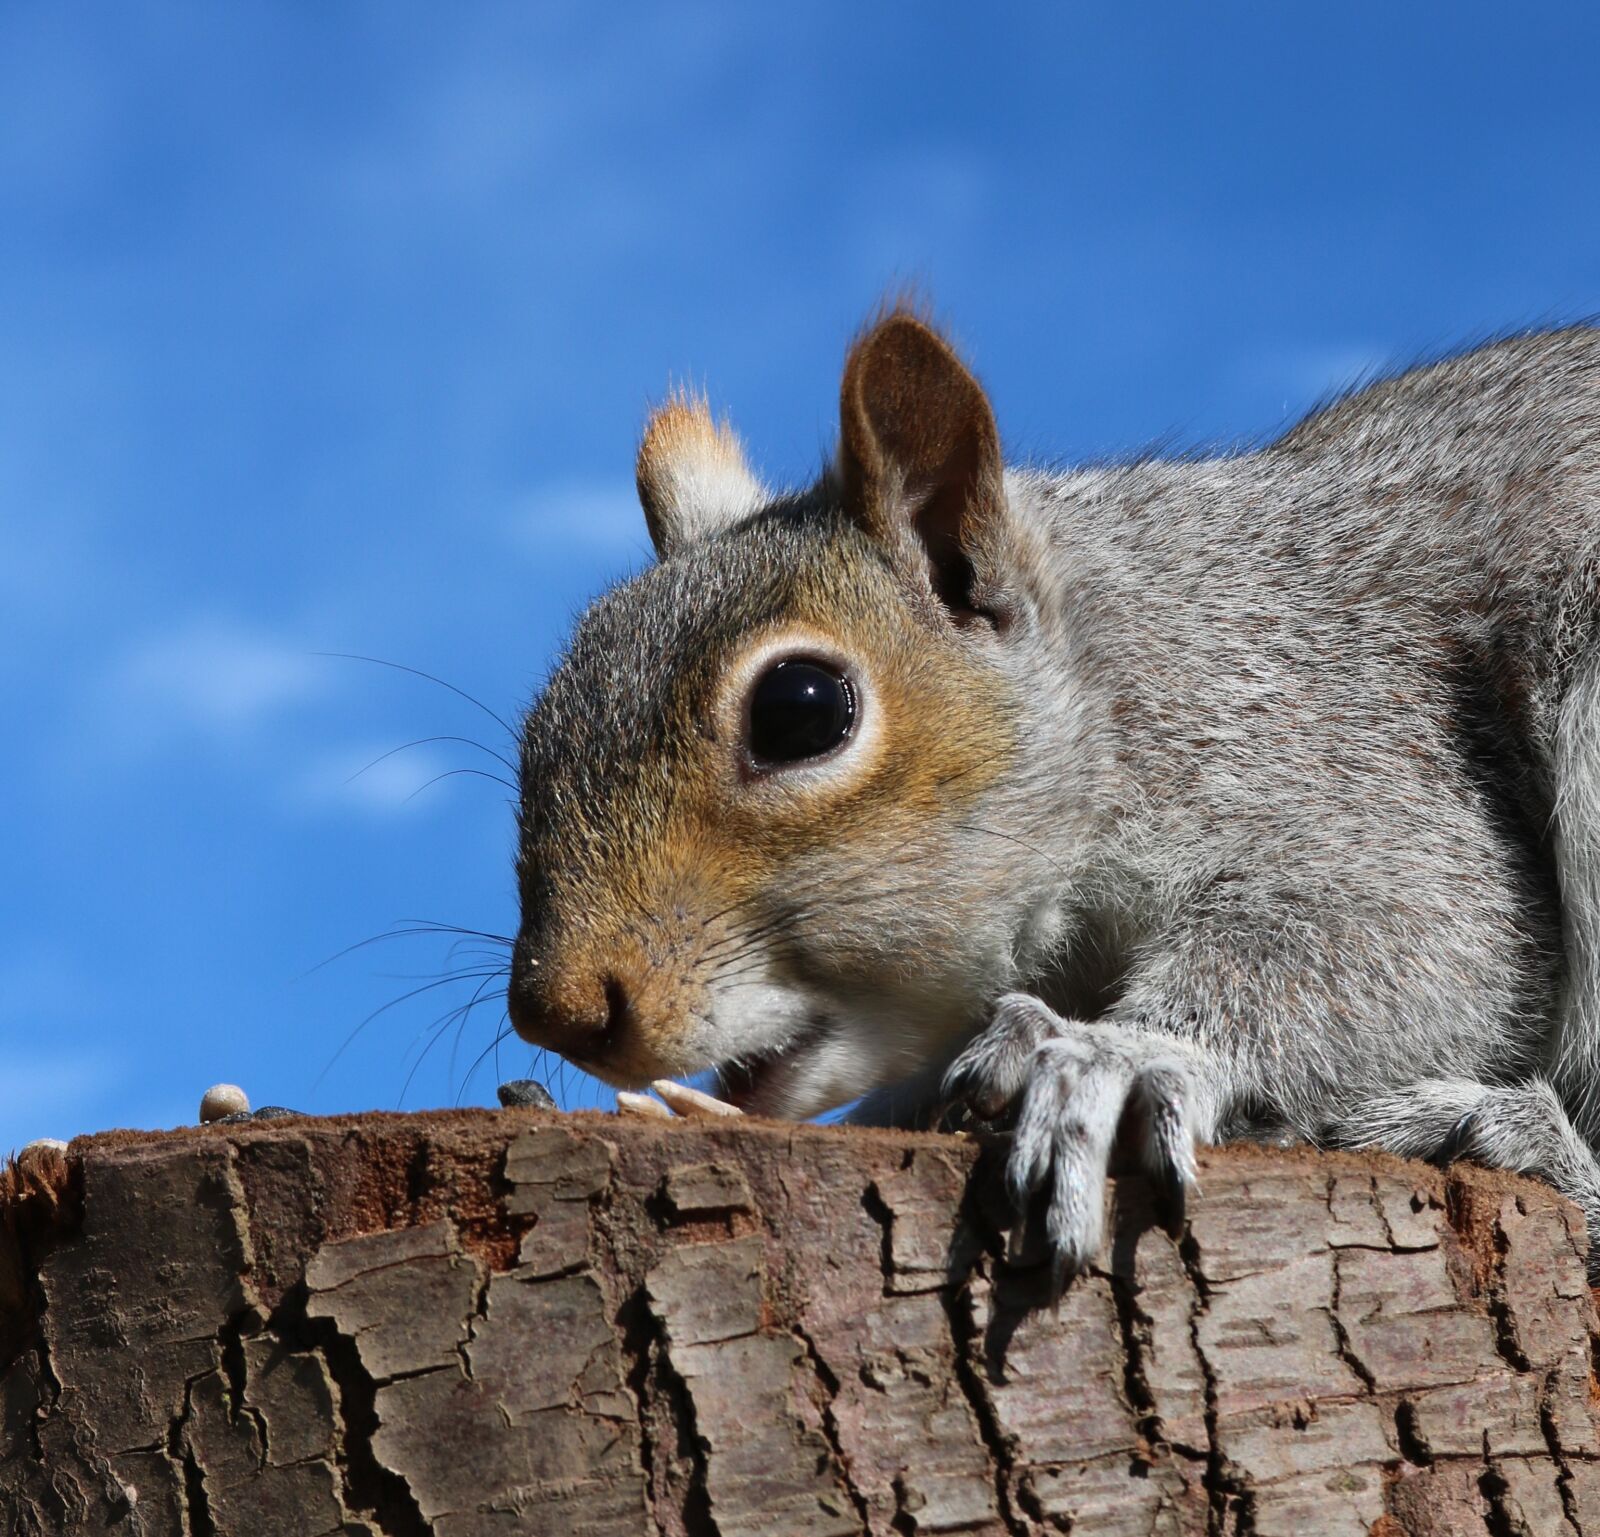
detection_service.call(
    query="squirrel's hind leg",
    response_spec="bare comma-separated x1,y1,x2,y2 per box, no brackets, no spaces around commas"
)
1326,1076,1600,1280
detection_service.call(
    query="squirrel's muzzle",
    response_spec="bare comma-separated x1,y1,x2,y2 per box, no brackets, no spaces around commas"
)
506,933,634,1071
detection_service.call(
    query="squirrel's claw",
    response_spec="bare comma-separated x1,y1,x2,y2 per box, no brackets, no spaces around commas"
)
948,993,1206,1290
1009,1043,1129,1283
1010,1033,1203,1288
941,993,1060,1120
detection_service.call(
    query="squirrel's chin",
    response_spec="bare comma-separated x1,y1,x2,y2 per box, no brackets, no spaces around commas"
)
713,1014,866,1119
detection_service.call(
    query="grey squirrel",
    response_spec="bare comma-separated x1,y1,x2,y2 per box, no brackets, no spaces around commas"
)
508,306,1600,1285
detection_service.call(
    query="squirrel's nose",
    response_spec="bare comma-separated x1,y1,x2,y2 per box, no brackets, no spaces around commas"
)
507,940,631,1066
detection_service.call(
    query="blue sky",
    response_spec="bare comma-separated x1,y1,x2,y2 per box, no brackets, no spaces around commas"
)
5,4,1600,1149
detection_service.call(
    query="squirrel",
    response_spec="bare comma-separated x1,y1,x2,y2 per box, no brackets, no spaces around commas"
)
507,305,1600,1285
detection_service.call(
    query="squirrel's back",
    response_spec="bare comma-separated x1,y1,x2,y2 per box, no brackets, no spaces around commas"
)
1023,328,1600,806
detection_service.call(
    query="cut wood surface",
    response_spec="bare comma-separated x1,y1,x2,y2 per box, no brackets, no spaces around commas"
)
3,1110,1599,1536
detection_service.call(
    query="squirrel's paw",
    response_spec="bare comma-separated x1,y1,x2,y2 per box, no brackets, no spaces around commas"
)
941,993,1063,1119
948,995,1204,1288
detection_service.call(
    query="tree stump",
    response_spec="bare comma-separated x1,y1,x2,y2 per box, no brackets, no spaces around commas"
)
2,1110,1598,1535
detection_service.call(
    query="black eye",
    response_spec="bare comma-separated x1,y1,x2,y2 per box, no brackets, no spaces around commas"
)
747,660,856,766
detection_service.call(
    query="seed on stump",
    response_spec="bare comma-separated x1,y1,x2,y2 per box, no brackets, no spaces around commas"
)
497,1078,557,1110
200,1084,251,1123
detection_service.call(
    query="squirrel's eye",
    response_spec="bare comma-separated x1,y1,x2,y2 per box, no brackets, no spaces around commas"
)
747,660,856,767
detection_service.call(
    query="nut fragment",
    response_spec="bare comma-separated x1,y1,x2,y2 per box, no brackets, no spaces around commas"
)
617,1090,673,1119
650,1079,744,1119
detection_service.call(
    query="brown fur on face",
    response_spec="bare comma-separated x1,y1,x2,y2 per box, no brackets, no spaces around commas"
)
511,506,1018,1089
512,309,1025,1100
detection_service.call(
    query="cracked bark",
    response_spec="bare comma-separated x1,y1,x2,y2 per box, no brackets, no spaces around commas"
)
4,1116,1600,1536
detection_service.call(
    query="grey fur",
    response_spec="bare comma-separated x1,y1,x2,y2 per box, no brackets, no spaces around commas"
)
514,325,1600,1282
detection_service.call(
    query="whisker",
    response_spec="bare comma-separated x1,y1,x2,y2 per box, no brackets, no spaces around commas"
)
456,1015,520,1106
955,822,1068,877
296,920,512,981
549,1048,572,1107
312,651,517,740
369,965,509,984
442,940,516,968
348,734,519,783
445,974,512,1097
399,977,509,1107
694,888,777,936
314,971,504,1091
403,767,519,803
702,880,940,972
386,919,514,944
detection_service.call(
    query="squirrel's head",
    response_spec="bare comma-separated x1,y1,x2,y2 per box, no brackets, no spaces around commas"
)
509,310,1078,1116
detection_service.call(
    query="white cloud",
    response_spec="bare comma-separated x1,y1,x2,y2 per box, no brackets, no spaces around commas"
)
508,477,654,562
288,742,470,817
100,616,328,747
1234,343,1390,410
80,618,516,815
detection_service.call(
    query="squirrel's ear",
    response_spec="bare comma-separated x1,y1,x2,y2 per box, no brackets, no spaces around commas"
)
835,311,1005,620
636,393,766,559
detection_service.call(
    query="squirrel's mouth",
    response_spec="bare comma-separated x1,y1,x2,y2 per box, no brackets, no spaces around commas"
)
712,1012,836,1116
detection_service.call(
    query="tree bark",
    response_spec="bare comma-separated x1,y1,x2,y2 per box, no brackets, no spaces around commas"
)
2,1111,1598,1536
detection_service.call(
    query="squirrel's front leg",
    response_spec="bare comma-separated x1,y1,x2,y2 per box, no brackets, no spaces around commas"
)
943,993,1224,1288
